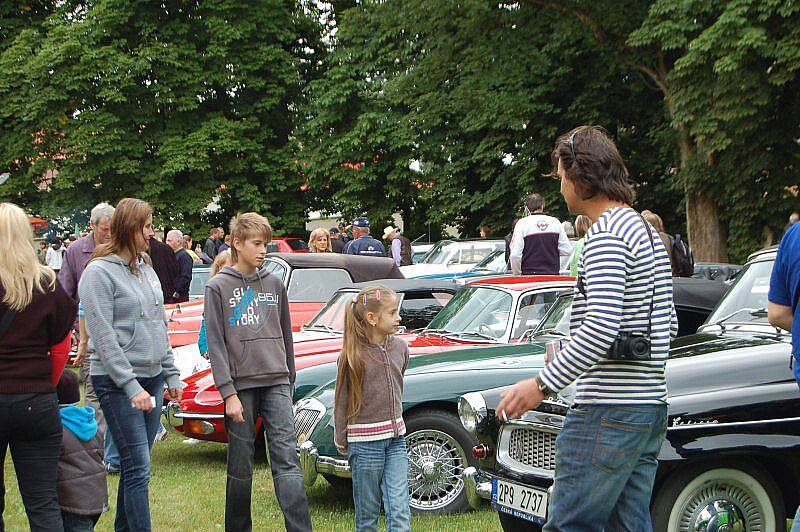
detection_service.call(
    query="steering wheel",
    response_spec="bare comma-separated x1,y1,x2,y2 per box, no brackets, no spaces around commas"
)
478,323,494,336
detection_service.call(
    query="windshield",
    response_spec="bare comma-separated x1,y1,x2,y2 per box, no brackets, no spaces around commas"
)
705,260,773,325
532,294,573,338
189,268,210,297
425,286,512,339
419,241,457,265
305,291,354,331
471,249,507,272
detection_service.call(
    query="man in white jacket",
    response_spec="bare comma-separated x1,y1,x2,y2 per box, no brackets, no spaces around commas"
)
510,193,572,275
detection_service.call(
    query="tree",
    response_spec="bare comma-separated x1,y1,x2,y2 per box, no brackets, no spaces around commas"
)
526,0,800,261
0,0,325,236
299,0,680,239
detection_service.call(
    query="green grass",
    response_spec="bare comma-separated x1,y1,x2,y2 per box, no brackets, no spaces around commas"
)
3,427,500,531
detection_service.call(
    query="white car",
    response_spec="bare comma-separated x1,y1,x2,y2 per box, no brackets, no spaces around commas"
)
401,239,506,278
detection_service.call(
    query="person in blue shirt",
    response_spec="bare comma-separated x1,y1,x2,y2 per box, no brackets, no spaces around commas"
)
768,221,800,531
343,217,386,257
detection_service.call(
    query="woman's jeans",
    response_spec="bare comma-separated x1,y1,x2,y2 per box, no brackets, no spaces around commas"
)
92,374,164,532
224,385,312,532
0,393,63,532
348,436,411,532
544,403,668,532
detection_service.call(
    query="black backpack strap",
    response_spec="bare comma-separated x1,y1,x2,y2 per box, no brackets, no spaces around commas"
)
0,308,17,341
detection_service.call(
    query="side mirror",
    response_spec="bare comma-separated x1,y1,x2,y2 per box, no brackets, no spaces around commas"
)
396,326,407,334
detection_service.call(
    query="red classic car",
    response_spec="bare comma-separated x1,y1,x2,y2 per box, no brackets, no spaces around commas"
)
166,275,574,443
165,253,404,347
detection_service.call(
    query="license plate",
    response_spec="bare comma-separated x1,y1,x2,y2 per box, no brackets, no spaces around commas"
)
492,478,548,524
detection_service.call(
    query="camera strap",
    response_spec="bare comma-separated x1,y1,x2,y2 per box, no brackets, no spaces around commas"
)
636,211,657,337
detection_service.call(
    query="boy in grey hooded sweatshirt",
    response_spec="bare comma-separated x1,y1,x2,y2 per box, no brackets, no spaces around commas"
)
203,212,311,532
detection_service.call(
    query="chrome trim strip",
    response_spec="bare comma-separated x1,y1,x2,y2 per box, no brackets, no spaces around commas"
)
173,411,225,420
668,416,800,431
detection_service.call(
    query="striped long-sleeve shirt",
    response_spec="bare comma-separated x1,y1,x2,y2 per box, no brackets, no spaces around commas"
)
538,207,678,405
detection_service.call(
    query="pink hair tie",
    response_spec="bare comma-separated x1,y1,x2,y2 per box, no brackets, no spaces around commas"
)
375,289,381,301
362,293,367,306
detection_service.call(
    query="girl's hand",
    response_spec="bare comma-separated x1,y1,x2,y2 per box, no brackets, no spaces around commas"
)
225,395,245,423
131,390,153,413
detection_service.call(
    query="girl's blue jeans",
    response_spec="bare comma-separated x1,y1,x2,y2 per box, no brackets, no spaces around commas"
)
348,436,411,532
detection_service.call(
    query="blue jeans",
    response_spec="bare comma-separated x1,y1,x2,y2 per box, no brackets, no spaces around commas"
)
348,437,411,532
92,374,164,532
544,403,667,532
104,428,119,467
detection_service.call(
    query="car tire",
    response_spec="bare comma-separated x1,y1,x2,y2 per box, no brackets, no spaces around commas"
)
652,462,784,532
323,474,353,491
404,409,478,515
498,511,543,532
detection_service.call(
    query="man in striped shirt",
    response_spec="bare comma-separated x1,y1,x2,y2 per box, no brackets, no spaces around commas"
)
498,125,677,531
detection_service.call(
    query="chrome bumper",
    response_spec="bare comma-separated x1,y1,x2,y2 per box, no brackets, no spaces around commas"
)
462,467,492,510
298,441,351,487
165,401,224,430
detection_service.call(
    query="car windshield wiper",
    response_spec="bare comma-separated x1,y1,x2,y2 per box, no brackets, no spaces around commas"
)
698,307,767,334
420,328,452,336
533,328,569,339
444,331,498,342
304,324,341,334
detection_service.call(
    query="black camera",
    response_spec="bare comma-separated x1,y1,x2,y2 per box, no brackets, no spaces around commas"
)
608,331,651,361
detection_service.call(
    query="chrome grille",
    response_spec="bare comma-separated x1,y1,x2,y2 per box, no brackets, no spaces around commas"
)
497,421,561,478
507,427,557,471
293,399,326,444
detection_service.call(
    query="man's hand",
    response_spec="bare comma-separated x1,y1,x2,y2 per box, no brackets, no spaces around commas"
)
225,395,245,423
168,386,183,403
73,341,89,367
496,378,545,421
131,390,153,413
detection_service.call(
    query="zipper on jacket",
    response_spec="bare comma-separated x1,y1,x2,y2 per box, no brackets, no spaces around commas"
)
379,339,399,438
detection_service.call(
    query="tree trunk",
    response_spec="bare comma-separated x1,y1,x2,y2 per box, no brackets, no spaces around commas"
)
685,189,729,263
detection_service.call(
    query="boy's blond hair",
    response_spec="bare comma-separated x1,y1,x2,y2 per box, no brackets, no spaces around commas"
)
229,213,273,263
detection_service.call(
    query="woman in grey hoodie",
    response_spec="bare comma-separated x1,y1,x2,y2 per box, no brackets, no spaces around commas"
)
78,198,182,532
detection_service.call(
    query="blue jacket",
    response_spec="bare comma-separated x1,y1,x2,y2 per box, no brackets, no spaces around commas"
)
343,236,386,257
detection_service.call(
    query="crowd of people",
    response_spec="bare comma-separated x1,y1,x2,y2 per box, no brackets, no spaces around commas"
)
2,124,798,532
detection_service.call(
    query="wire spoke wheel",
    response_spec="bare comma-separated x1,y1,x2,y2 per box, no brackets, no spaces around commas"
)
405,429,467,512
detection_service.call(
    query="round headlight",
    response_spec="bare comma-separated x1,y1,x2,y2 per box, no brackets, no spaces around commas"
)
458,392,487,435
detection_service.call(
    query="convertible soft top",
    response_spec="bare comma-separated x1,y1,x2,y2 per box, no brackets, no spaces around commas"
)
267,253,404,283
673,277,728,313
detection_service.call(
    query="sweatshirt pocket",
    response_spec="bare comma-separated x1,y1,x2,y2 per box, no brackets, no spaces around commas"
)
233,337,288,379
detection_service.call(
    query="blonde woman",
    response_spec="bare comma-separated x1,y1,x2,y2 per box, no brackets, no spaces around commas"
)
308,227,332,253
0,202,77,530
568,215,592,277
198,250,232,355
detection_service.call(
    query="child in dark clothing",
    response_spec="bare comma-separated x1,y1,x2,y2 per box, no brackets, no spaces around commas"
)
56,371,107,531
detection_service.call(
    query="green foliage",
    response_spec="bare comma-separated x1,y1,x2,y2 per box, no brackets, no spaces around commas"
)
0,0,325,237
298,0,680,240
631,0,800,260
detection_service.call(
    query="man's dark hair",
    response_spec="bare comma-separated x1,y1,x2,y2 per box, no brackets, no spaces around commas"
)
525,193,544,213
551,125,634,205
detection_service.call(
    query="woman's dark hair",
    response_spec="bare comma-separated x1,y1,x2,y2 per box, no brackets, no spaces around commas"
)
551,125,635,205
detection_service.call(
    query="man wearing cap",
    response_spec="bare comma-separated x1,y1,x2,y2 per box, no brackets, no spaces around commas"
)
383,226,413,266
343,217,386,257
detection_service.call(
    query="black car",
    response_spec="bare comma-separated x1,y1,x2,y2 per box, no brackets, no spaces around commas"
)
459,248,797,531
